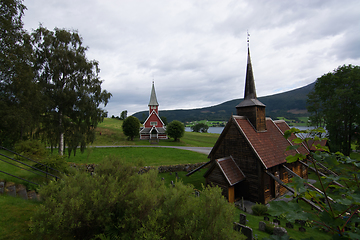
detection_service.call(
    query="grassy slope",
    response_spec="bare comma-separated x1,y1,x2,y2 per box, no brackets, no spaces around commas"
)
92,118,219,147
0,195,41,240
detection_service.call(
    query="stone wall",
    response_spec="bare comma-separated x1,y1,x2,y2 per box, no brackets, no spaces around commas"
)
68,162,208,174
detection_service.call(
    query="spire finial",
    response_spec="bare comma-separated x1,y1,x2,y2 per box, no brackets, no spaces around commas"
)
247,30,250,48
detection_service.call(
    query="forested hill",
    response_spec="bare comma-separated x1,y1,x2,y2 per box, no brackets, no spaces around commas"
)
132,82,315,123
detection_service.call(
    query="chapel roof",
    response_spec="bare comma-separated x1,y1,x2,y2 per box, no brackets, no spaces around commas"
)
216,156,246,186
233,116,307,169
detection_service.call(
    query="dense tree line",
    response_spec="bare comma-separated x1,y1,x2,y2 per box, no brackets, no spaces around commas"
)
0,0,111,155
307,64,360,155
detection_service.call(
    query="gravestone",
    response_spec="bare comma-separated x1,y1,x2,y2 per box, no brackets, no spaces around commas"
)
171,180,175,187
286,222,294,229
273,219,280,225
264,216,269,221
295,220,306,226
161,177,165,181
273,227,287,237
240,213,247,225
233,223,253,240
259,221,266,232
175,172,178,177
299,226,306,232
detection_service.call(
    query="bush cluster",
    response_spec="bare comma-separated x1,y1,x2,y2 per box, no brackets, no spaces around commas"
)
251,202,268,216
30,157,242,240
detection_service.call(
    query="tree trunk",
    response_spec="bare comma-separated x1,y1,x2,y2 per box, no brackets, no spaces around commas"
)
59,111,64,156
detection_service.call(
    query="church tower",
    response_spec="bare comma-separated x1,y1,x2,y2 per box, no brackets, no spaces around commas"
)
236,46,267,131
148,81,159,114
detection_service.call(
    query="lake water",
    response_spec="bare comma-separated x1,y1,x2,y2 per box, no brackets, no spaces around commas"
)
185,125,320,135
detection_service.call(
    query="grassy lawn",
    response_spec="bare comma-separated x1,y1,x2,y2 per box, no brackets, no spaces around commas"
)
0,195,41,240
158,169,207,191
234,207,331,239
92,118,219,147
67,147,209,166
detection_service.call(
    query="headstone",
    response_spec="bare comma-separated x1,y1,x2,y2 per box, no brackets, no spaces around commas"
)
273,227,288,237
273,219,280,225
194,191,200,197
259,221,266,232
171,180,175,187
299,226,306,232
264,216,269,221
169,172,172,175
240,213,247,225
175,172,178,177
233,223,253,240
286,222,294,229
295,220,306,226
0,181,4,194
161,177,165,181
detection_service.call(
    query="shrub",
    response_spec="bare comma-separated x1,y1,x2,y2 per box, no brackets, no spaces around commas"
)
30,157,243,240
33,154,70,176
264,223,275,235
251,202,268,216
13,140,48,161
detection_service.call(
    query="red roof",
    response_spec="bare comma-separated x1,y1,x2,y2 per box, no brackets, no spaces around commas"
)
274,120,309,155
216,156,246,186
234,117,308,169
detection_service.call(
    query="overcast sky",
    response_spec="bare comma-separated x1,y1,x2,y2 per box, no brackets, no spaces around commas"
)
22,0,360,116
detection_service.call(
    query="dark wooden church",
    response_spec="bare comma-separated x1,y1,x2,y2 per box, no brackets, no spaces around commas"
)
203,47,309,204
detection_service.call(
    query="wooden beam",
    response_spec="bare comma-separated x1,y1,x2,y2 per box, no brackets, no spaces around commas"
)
282,165,334,202
299,161,344,188
265,170,323,212
186,161,211,176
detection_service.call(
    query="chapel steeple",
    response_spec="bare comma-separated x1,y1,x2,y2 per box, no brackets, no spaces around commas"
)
236,44,267,131
148,81,159,114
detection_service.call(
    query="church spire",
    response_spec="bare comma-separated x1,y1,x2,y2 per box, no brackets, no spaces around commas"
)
244,47,257,100
236,35,266,132
148,81,159,114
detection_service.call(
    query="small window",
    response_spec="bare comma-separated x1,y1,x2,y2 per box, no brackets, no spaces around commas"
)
150,121,158,126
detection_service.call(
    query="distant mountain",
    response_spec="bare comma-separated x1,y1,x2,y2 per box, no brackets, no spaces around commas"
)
132,82,315,123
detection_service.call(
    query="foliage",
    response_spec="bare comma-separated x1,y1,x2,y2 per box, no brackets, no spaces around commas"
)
30,157,241,240
166,120,185,141
251,202,268,216
160,116,168,126
13,139,48,161
307,64,360,155
0,0,43,148
31,26,112,156
122,116,140,141
191,123,209,133
268,127,360,239
120,110,127,120
33,154,70,176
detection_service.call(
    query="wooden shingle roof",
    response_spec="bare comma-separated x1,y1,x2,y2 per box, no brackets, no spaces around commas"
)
216,156,246,186
234,116,307,169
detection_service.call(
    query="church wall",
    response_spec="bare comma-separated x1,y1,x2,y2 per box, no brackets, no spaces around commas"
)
144,113,163,128
206,165,229,199
210,121,264,203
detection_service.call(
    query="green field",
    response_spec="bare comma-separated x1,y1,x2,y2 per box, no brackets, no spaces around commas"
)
92,118,219,147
